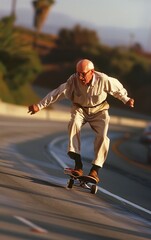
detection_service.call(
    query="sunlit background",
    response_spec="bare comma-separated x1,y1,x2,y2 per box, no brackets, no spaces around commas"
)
0,0,151,116
1,0,151,51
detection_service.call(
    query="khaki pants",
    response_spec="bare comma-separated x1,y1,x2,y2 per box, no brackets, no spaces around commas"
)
68,104,110,167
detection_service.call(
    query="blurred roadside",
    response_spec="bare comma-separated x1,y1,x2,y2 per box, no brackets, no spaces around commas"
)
0,97,151,127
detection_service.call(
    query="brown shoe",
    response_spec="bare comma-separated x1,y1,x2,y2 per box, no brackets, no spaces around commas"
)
89,169,100,183
71,169,83,177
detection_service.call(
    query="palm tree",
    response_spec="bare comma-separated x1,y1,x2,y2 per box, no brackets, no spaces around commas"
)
11,0,17,16
32,0,55,33
32,0,55,47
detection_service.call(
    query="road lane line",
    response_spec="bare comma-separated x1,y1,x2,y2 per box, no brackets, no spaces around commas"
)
50,149,68,169
48,135,68,169
14,216,48,233
97,186,151,216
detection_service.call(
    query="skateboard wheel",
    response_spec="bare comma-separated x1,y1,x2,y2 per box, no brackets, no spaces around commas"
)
67,179,74,188
91,184,98,194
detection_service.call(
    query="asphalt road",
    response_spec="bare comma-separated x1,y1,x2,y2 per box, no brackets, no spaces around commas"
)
0,115,151,240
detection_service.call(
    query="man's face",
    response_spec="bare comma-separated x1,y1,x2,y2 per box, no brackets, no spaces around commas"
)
77,69,94,85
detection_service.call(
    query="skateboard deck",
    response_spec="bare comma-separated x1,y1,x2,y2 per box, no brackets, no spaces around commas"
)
64,168,98,194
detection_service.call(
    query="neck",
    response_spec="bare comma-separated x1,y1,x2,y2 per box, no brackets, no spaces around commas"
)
86,79,92,86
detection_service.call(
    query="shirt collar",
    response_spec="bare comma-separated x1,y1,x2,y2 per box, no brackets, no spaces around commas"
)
91,73,97,87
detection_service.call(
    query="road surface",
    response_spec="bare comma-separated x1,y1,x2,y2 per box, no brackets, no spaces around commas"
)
0,116,151,240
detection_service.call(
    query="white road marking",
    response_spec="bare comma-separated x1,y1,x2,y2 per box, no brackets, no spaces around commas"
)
50,149,67,169
14,216,48,233
48,135,151,216
48,135,69,169
97,186,151,216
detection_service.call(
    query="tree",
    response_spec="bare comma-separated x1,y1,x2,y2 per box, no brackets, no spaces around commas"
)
0,16,42,90
57,25,100,52
11,0,17,16
32,0,55,33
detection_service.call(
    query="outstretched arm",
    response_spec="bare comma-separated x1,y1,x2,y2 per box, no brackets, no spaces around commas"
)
27,83,67,115
105,76,134,107
27,75,74,115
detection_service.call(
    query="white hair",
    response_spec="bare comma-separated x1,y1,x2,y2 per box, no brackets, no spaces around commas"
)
76,59,94,71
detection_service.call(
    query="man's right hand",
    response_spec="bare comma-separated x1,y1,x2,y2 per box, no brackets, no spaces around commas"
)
28,104,39,115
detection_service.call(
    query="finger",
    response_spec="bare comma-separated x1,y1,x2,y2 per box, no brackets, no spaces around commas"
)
30,111,35,115
28,109,32,113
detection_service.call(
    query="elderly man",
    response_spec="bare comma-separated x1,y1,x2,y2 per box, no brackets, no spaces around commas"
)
28,59,134,183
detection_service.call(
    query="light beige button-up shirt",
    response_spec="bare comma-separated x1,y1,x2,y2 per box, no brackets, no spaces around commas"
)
38,71,130,110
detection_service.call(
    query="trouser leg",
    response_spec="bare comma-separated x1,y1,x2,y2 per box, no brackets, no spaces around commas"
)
68,107,86,168
89,110,110,167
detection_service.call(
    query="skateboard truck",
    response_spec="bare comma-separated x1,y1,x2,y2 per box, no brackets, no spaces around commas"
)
64,168,98,194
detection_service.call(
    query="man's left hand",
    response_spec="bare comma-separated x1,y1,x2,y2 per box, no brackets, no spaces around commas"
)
126,98,134,108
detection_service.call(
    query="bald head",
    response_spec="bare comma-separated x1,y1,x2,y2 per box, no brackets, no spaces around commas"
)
76,59,94,85
76,59,94,72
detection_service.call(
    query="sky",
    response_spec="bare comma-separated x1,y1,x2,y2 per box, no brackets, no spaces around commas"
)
1,0,151,29
1,0,151,51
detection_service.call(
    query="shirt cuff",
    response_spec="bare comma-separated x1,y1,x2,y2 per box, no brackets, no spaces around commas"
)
121,96,130,104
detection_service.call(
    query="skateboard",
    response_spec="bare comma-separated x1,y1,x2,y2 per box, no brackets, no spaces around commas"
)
64,168,98,194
